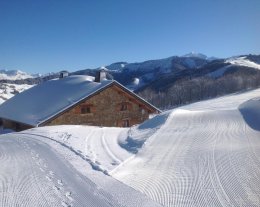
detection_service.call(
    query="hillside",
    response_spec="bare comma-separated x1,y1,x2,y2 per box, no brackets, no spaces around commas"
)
72,54,260,90
1,87,259,206
71,54,260,109
0,83,33,104
0,54,260,109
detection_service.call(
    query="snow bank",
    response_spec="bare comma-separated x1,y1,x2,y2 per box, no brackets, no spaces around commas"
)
181,88,260,111
239,98,260,131
118,111,170,153
113,87,260,207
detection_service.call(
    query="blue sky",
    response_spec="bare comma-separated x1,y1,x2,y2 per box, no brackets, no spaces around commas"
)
0,0,259,74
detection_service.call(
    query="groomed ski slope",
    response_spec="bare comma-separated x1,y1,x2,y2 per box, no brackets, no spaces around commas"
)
0,136,120,207
0,131,162,207
112,88,260,207
1,88,259,207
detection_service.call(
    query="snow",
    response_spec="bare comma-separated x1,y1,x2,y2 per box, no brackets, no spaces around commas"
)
1,87,260,206
132,77,140,85
24,125,132,173
84,75,95,81
0,69,38,80
225,56,260,69
0,133,160,206
180,88,260,111
0,83,34,104
239,97,260,131
112,88,260,206
118,112,169,153
182,52,208,59
0,76,114,126
105,62,128,71
126,78,142,91
0,75,159,127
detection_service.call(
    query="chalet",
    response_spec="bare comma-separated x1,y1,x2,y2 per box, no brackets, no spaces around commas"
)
0,71,160,131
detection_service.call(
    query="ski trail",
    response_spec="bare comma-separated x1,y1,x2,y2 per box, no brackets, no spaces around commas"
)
101,128,122,165
84,129,95,160
0,138,59,207
0,135,123,207
19,138,75,207
112,109,260,207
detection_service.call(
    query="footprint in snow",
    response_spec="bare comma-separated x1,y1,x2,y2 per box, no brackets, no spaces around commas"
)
53,185,60,191
58,179,63,186
39,168,45,172
65,192,73,201
61,201,72,207
46,176,52,181
95,160,101,165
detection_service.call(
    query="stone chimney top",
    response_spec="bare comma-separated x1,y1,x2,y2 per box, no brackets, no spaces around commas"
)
94,68,107,82
59,70,69,79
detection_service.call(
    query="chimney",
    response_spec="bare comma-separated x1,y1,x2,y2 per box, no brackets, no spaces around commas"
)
59,70,69,79
94,68,107,82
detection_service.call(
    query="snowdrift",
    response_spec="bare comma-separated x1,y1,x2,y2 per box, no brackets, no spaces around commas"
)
118,111,170,153
239,98,260,131
112,88,260,207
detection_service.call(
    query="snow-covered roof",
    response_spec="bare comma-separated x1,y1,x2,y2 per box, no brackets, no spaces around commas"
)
0,75,160,127
0,76,114,126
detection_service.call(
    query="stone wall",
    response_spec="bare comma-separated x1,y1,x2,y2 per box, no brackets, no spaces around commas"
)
3,119,32,131
44,85,151,127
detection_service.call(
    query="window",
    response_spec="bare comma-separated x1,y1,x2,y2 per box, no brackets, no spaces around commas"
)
81,106,91,114
122,119,130,127
120,103,128,111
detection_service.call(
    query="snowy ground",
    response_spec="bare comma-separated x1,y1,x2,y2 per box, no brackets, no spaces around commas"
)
0,131,161,207
112,88,260,207
0,83,33,104
0,88,260,206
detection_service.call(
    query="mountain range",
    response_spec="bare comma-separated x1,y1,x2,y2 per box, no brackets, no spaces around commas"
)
1,53,260,108
73,53,260,92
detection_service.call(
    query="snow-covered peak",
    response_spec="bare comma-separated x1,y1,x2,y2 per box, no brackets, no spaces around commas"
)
182,52,208,59
0,69,38,80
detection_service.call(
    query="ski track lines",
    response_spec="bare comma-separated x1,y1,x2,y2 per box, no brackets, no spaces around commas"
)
0,135,122,207
112,109,260,207
0,138,60,207
85,128,125,170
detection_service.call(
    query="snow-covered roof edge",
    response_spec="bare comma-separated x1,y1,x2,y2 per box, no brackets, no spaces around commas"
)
37,80,114,127
38,80,160,127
